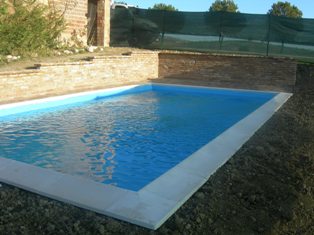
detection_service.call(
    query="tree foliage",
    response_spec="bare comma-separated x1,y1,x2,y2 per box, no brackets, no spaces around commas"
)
268,2,303,53
0,0,8,16
268,1,302,18
149,3,177,11
146,3,184,35
0,0,65,56
205,0,245,39
209,0,239,13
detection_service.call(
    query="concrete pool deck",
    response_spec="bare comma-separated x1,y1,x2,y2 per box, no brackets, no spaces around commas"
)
0,83,292,229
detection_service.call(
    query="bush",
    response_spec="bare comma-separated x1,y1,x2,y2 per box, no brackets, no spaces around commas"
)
0,0,7,15
0,0,65,56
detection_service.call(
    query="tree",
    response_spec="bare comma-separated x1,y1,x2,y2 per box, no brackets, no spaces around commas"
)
268,1,302,18
146,3,184,48
149,3,177,11
209,0,239,13
206,0,245,50
268,1,303,53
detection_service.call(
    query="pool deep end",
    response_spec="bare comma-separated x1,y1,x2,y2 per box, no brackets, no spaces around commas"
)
0,83,292,229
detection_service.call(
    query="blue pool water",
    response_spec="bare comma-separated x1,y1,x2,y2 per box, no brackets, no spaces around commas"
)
0,85,275,191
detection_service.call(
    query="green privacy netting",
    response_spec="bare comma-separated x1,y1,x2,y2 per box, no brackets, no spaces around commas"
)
110,8,314,60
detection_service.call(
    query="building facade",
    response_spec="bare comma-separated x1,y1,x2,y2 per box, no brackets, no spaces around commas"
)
41,0,111,46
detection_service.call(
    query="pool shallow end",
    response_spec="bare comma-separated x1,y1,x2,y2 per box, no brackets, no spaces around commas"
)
0,83,292,229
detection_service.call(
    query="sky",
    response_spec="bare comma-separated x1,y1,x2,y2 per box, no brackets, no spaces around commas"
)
123,0,314,19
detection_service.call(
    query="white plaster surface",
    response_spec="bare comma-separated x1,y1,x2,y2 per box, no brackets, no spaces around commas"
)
0,84,292,230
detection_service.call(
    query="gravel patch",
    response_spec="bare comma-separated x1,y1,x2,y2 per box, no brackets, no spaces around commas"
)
1,64,314,235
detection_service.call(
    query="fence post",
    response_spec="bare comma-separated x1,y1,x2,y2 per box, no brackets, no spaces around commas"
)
219,11,224,51
266,14,271,56
160,10,166,49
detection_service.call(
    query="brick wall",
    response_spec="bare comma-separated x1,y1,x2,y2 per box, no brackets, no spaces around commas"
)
159,53,297,92
49,0,88,44
104,0,111,46
0,52,298,104
0,52,158,104
46,0,110,46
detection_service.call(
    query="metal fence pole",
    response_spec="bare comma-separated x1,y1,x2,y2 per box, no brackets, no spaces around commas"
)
160,10,166,49
266,14,271,56
219,11,224,51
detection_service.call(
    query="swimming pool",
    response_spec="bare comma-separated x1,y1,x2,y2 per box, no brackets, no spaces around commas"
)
0,83,291,229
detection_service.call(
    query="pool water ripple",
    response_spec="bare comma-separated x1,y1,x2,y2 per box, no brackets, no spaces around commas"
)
0,89,274,191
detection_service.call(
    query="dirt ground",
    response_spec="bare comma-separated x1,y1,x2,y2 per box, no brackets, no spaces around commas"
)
0,64,314,235
0,48,147,72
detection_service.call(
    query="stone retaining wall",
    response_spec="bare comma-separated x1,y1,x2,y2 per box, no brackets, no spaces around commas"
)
159,53,297,92
0,52,298,104
0,52,158,104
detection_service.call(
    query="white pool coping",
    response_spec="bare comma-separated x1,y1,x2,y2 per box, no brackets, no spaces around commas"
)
0,83,292,230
